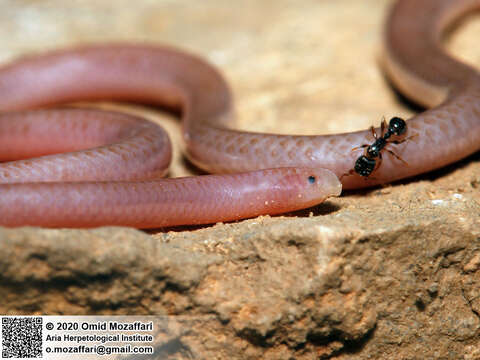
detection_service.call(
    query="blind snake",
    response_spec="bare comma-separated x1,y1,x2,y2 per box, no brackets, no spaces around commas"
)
1,0,479,228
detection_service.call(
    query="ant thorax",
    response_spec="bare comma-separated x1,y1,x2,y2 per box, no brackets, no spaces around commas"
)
366,138,386,158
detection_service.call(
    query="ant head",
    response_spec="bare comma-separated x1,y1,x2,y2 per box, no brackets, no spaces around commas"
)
389,117,406,136
354,155,376,177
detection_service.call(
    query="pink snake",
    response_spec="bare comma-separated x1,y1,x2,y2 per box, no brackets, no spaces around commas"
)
1,0,479,228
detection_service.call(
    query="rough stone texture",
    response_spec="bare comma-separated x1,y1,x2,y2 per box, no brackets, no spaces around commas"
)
1,0,480,359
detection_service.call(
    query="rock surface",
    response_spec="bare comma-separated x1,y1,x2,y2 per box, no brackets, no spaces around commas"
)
1,0,480,359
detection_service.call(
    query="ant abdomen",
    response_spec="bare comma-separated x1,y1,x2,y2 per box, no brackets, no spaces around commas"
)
354,156,376,177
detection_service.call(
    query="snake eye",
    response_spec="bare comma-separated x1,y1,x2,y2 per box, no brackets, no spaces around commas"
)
308,175,316,184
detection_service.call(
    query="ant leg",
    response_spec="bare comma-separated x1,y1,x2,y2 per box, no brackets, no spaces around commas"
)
377,152,383,168
363,171,380,182
370,152,382,176
389,133,419,145
380,116,388,137
350,144,368,152
351,125,377,153
384,132,417,165
340,169,356,181
365,174,380,182
385,149,409,165
365,154,389,187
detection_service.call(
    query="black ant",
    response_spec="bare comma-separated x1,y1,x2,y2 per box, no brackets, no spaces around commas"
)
341,116,416,180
